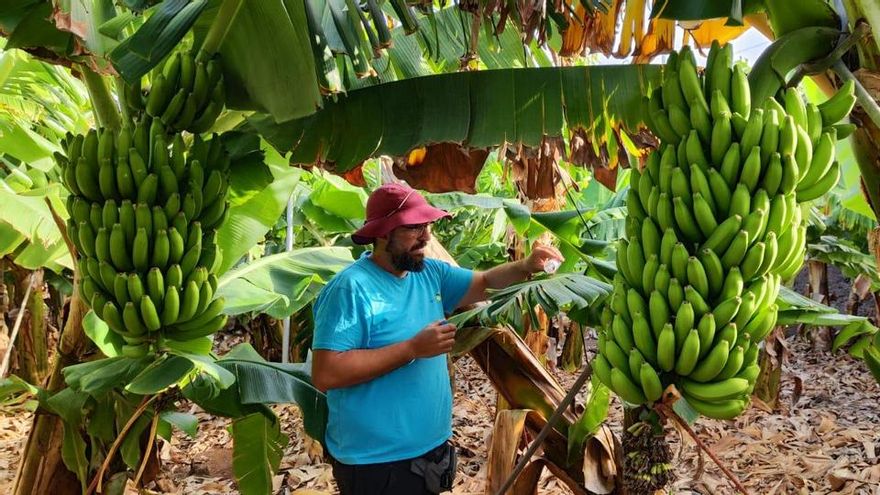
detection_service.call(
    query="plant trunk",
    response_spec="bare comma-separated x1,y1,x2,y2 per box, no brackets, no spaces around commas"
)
754,327,787,410
15,270,49,385
13,275,90,495
249,314,284,361
620,406,674,494
806,261,833,351
508,139,566,363
560,321,584,372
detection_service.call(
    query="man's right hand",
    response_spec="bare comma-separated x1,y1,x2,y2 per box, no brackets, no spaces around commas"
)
408,320,457,359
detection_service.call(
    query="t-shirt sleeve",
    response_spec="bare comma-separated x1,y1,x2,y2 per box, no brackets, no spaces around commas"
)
435,260,474,313
312,280,369,352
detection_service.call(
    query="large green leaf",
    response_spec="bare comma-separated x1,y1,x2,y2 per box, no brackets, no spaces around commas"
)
215,157,301,275
309,173,367,219
45,388,90,490
126,355,196,395
763,0,839,37
3,2,74,55
82,309,123,357
157,411,198,440
219,352,327,443
196,0,322,121
62,356,152,395
649,0,764,21
232,412,289,495
110,0,209,82
249,65,663,173
217,247,353,318
775,286,879,353
448,273,612,331
567,378,610,465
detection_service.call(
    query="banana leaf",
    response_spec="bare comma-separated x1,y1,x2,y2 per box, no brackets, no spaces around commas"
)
649,0,764,21
775,285,879,355
215,146,301,275
448,273,611,332
110,0,208,82
250,65,662,173
1,1,75,58
191,0,322,122
217,247,353,318
0,182,72,270
763,0,839,37
232,412,288,495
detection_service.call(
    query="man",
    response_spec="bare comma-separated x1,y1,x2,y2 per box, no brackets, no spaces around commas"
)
312,183,562,495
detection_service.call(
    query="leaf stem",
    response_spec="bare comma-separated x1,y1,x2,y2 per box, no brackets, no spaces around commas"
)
832,59,880,130
199,0,245,59
80,67,120,131
113,76,133,127
86,395,158,495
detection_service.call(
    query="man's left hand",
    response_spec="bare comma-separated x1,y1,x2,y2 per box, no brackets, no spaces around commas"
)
523,243,564,274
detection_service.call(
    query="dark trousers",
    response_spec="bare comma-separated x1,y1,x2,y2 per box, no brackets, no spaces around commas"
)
330,443,449,495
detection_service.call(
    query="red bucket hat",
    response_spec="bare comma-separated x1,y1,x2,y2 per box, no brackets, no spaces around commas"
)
351,183,450,245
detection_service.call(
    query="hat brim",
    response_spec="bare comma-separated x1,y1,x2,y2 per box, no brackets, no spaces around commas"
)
351,204,450,245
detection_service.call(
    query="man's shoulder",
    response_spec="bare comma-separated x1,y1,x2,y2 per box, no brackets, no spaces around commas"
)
323,258,374,290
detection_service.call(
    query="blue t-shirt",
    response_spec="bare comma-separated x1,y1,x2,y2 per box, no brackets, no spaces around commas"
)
312,254,474,464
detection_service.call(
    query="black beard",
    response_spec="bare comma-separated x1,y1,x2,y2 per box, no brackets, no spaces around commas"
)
388,238,426,272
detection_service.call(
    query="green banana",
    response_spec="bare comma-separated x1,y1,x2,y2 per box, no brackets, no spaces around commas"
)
715,344,746,381
667,278,684,309
670,242,689,282
639,362,664,403
685,130,709,170
690,98,713,143
683,394,747,420
818,80,856,126
675,329,701,376
686,256,710,301
657,323,676,372
710,114,732,165
680,376,749,402
797,160,840,202
673,301,694,351
140,295,162,331
592,354,614,388
612,315,635,353
611,367,647,405
689,338,731,383
730,65,750,118
673,197,702,242
123,301,147,336
706,169,732,214
692,193,717,239
698,248,724,298
632,312,658,363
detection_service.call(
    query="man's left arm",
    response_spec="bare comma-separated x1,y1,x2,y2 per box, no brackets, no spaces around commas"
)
457,244,563,308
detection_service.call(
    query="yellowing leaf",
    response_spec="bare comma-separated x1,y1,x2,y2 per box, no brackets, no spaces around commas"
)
686,17,751,49
634,18,676,62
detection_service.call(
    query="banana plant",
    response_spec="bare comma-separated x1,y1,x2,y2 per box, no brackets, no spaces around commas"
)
0,45,92,271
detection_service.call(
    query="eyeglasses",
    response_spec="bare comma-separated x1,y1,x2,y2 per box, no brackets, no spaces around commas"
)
399,223,431,236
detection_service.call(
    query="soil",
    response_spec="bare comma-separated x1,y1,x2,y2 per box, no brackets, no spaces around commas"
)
1,268,879,494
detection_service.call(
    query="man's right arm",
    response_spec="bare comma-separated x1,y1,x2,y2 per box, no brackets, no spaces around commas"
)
312,320,456,392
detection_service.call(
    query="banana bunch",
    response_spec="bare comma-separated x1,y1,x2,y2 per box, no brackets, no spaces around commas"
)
593,42,854,420
127,50,225,135
57,118,232,357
